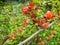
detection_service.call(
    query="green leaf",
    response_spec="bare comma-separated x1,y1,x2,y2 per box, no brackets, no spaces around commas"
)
32,0,39,3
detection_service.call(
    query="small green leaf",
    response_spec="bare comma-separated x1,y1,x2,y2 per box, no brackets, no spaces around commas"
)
32,0,39,3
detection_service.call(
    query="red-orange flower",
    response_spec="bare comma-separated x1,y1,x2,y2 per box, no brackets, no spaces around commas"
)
30,13,36,19
42,23,49,28
22,19,29,27
39,19,45,25
18,28,23,34
13,32,17,37
29,2,34,7
58,15,60,18
8,34,14,40
44,11,55,20
50,30,55,35
22,6,30,14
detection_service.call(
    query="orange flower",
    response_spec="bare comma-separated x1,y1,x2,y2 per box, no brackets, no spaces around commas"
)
13,32,17,37
22,19,29,27
50,30,55,35
22,22,27,27
22,6,30,14
8,32,17,40
44,11,55,20
33,19,39,23
46,35,52,40
39,19,45,25
45,35,52,40
18,28,23,34
42,23,49,28
34,7,39,10
58,10,60,15
8,34,14,40
48,35,52,39
58,15,60,18
30,13,36,19
29,2,34,7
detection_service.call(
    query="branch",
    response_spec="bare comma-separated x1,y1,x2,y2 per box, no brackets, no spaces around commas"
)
18,28,43,45
18,19,58,45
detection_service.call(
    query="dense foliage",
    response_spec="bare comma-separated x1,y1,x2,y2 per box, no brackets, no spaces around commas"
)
0,0,60,45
